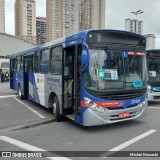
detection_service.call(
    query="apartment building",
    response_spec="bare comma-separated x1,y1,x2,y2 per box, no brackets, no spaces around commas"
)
0,0,5,33
15,0,36,44
46,0,106,42
36,17,47,44
125,19,143,35
144,33,156,49
79,0,106,30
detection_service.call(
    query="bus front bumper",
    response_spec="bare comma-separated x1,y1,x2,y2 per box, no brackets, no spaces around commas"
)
148,92,160,101
82,99,147,126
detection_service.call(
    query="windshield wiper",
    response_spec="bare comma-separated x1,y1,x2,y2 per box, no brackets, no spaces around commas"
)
129,48,137,68
105,45,119,68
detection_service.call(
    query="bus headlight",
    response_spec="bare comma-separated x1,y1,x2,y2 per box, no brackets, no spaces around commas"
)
94,105,99,111
101,108,106,113
84,97,106,113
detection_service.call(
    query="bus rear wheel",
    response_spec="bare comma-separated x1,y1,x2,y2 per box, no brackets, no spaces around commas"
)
18,84,23,99
53,96,62,122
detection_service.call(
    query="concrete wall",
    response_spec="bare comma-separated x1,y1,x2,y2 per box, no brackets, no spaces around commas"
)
0,33,35,56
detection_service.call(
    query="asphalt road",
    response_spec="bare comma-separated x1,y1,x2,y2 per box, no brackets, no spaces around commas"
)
0,83,160,160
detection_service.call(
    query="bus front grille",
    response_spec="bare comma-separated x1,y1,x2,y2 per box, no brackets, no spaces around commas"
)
99,91,145,100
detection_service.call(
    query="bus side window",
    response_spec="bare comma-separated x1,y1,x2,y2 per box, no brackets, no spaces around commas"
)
40,49,49,74
34,52,39,73
50,46,62,74
16,56,21,72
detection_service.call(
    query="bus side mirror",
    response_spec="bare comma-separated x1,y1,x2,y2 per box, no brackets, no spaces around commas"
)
82,50,89,65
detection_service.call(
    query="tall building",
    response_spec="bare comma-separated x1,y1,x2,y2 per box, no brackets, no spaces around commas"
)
36,17,47,44
125,19,143,35
15,0,36,44
79,0,106,30
0,0,5,33
46,0,79,42
144,34,156,49
46,0,106,42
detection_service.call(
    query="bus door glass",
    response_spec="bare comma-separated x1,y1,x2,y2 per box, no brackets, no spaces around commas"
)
23,56,29,98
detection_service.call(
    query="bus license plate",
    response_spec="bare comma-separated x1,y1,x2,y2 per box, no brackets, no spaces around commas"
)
119,112,130,119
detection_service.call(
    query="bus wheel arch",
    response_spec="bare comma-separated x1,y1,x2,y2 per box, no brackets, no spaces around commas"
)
48,92,62,122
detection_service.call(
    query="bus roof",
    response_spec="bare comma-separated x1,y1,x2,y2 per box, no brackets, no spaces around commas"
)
10,29,146,58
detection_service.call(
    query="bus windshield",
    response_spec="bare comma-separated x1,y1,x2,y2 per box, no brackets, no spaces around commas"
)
148,55,160,83
84,49,146,91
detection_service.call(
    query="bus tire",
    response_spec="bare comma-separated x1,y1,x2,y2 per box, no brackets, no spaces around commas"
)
53,96,62,122
18,84,23,99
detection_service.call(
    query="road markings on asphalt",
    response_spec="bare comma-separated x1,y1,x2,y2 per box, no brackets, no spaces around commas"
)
109,129,157,151
0,136,71,160
0,95,16,99
148,107,160,110
13,97,45,119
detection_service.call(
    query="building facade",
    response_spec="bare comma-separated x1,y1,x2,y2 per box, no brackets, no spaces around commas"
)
125,19,143,35
36,17,47,44
144,34,156,49
46,0,106,42
15,0,36,44
0,0,5,33
46,0,79,42
79,0,105,30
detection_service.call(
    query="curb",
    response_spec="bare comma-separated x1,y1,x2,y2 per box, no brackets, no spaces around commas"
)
0,118,55,135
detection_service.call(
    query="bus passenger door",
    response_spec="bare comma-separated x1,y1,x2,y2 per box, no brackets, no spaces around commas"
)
62,45,81,121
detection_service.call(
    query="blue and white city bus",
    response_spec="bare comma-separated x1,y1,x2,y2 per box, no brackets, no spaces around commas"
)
10,30,147,126
146,49,160,101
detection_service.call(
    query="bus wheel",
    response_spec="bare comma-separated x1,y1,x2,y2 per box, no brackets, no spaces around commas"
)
53,96,62,122
18,84,23,99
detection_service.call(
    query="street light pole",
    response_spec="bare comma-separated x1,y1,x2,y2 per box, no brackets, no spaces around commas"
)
131,10,144,33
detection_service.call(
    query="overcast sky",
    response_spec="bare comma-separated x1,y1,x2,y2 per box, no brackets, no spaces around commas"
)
5,0,160,48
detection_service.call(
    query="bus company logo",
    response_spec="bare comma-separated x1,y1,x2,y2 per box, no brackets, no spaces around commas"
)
119,101,125,107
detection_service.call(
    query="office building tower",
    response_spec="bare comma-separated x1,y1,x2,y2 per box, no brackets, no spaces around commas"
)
0,0,5,33
144,34,156,49
15,0,36,44
125,19,143,35
36,17,47,44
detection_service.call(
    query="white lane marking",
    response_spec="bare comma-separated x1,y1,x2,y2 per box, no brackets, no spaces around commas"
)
148,107,160,110
0,136,71,160
109,129,157,151
13,97,45,119
0,95,16,99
